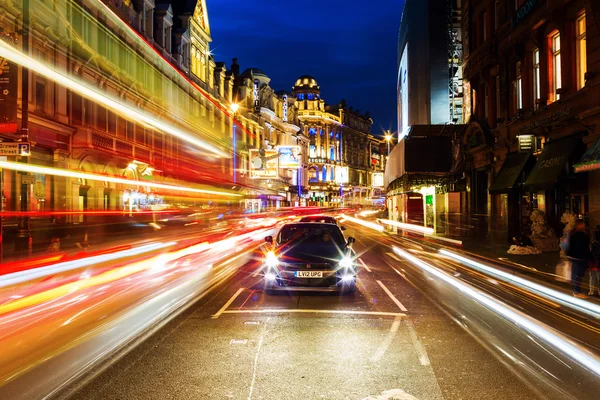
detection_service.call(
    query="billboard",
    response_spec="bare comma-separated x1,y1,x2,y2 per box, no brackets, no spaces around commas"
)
0,55,18,133
277,146,301,168
335,166,349,184
372,173,384,188
398,45,409,139
249,149,278,179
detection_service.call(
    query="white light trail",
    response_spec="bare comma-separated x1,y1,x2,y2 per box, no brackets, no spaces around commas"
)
340,214,384,232
440,249,600,318
379,219,434,235
392,246,600,376
0,40,227,158
0,161,241,197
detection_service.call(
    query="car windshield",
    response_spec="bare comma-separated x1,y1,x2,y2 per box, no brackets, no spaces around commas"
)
278,224,345,246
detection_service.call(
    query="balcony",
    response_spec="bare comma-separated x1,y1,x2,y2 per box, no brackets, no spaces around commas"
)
75,129,154,164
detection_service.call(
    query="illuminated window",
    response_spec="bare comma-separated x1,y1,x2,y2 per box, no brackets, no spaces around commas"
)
298,94,305,100
551,32,561,101
322,166,327,181
309,145,316,158
576,13,587,90
516,61,522,110
532,48,540,107
308,93,314,100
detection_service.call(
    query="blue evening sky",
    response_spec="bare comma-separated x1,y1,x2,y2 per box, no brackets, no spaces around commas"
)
207,0,404,136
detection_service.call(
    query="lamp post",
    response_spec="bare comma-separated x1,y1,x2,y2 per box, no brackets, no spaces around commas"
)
230,103,239,185
385,130,392,156
16,0,31,257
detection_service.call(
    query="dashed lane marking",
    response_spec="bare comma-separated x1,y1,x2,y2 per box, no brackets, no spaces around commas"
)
370,315,402,363
221,309,407,318
358,258,372,273
376,280,408,312
385,252,402,262
406,320,431,366
212,287,245,319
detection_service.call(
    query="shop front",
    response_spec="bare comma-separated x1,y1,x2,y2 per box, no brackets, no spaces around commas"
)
489,152,536,242
522,134,586,234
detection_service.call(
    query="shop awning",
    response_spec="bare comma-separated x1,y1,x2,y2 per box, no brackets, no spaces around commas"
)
574,137,600,173
523,135,583,189
489,152,535,193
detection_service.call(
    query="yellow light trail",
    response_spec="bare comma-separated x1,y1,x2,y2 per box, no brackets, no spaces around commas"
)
0,40,227,158
0,161,241,198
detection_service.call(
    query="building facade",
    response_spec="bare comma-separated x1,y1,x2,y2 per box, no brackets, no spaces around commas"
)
386,0,465,234
292,76,381,206
462,0,600,242
0,0,258,255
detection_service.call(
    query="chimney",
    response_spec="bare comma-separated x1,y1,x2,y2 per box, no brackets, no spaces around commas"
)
231,58,240,78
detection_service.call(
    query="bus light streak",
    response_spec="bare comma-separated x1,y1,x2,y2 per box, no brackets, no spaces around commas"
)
0,161,241,198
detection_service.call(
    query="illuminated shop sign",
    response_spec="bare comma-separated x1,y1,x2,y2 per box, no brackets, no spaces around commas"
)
277,146,301,168
372,173,384,188
512,0,538,27
518,135,536,152
249,149,278,178
282,94,288,122
335,166,349,184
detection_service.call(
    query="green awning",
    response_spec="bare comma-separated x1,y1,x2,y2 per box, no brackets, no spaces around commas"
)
523,135,583,189
489,152,535,193
574,137,600,173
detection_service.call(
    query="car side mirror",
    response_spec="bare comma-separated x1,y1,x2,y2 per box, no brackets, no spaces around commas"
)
341,226,347,231
347,237,355,246
265,236,273,244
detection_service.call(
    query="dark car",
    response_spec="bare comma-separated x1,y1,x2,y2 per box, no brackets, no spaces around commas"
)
263,223,357,293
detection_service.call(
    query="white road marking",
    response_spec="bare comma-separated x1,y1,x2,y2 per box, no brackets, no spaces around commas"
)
386,252,402,262
392,267,406,279
221,309,407,318
370,316,402,362
212,287,245,319
358,258,372,273
247,317,269,400
376,280,408,312
406,320,431,366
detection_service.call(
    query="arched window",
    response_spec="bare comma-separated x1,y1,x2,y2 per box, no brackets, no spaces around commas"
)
309,145,316,158
330,146,335,160
308,167,318,182
322,166,327,181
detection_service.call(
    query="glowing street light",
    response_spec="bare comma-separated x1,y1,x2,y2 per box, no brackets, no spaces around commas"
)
230,103,240,114
384,130,393,156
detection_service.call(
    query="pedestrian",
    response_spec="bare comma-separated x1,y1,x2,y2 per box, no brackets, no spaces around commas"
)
589,225,600,297
566,219,592,298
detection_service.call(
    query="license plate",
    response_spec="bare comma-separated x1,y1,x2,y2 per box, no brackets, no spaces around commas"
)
295,271,323,278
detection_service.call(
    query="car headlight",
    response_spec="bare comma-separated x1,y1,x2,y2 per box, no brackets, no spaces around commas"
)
265,251,279,268
339,256,353,269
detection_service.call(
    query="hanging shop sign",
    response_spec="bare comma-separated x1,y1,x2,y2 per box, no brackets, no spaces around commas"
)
253,79,260,113
0,56,18,133
249,149,278,179
282,94,288,122
518,135,537,152
277,146,301,168
512,0,538,27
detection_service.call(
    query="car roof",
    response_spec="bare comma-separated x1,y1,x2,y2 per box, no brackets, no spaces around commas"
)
282,222,341,229
299,216,336,222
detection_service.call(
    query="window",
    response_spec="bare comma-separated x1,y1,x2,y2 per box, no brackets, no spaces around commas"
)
298,94,305,100
309,145,316,158
108,111,117,134
516,61,523,110
483,12,487,41
495,1,500,31
307,93,314,100
496,75,501,119
71,92,83,125
97,105,107,131
551,32,561,101
576,13,587,90
532,48,540,107
484,84,489,119
35,81,46,112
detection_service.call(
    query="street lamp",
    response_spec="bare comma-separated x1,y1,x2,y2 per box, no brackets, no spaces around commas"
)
230,103,239,184
384,130,393,156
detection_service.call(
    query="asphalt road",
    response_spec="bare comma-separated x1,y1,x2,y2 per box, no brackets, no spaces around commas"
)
69,225,540,400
